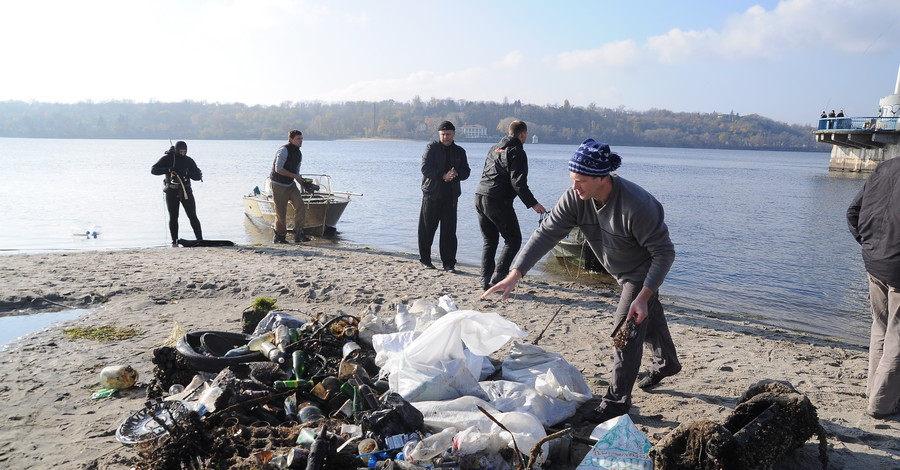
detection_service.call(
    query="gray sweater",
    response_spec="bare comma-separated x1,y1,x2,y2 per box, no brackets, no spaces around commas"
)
512,175,675,292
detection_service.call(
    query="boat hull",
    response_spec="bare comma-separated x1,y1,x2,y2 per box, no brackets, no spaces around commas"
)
550,228,606,273
243,192,350,236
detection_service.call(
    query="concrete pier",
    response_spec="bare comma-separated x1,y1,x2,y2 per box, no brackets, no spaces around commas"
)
814,65,900,172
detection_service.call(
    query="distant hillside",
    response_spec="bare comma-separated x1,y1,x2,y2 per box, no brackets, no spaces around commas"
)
0,99,827,152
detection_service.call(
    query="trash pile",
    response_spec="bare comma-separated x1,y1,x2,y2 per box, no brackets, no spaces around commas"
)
115,295,594,469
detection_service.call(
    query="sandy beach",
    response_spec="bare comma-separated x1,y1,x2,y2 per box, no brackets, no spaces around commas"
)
0,242,897,469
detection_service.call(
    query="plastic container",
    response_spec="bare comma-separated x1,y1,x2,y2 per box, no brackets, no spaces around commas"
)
298,405,324,423
99,365,139,389
409,427,457,462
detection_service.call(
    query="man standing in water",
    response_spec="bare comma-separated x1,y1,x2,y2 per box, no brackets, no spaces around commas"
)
270,130,310,244
482,138,681,424
475,120,546,290
417,120,471,272
848,157,900,419
151,140,203,247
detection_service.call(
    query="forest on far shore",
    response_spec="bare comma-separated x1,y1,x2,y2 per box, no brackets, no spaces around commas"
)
0,98,827,152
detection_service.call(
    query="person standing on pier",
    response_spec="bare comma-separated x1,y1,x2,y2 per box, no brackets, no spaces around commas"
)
848,157,900,419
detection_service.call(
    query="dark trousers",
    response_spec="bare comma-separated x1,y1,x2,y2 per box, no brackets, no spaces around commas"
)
165,190,202,243
475,194,522,283
417,196,458,268
602,281,681,413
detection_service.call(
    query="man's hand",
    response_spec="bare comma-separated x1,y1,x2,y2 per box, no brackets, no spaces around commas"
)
443,167,457,182
532,203,547,214
628,286,655,324
481,270,523,300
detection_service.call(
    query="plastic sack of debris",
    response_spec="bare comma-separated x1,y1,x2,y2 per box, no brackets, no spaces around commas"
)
251,310,307,336
358,312,397,348
576,414,653,470
371,330,420,368
491,411,549,466
502,342,592,404
412,396,501,432
382,310,526,402
480,379,578,427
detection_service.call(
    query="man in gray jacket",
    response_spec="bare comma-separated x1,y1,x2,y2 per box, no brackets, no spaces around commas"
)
848,157,900,419
482,138,681,424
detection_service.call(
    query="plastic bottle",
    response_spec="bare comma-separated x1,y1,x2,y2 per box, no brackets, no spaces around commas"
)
409,427,457,462
395,303,414,332
259,341,285,363
274,324,291,353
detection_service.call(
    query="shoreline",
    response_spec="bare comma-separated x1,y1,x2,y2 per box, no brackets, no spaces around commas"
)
0,243,896,468
0,243,870,349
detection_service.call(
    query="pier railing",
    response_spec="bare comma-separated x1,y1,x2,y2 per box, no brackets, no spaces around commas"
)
817,116,899,131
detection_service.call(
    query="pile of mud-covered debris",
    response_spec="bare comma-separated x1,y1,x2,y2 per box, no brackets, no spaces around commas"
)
115,296,592,469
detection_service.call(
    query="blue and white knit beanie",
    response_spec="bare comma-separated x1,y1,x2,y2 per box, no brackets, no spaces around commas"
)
568,138,621,176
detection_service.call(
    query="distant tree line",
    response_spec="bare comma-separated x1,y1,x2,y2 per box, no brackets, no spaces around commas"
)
0,98,827,151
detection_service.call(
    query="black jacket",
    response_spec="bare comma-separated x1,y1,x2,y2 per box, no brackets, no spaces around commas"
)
151,150,202,192
474,135,538,208
848,157,900,286
420,141,470,200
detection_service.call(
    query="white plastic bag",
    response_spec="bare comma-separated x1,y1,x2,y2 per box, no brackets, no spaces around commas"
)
371,330,420,368
412,396,500,432
502,342,592,404
577,414,652,470
358,312,396,348
480,379,579,427
490,412,548,466
383,310,526,402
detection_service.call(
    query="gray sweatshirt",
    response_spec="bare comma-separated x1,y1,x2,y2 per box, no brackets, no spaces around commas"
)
512,175,675,292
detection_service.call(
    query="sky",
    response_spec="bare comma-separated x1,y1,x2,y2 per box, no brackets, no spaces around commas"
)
1,0,898,126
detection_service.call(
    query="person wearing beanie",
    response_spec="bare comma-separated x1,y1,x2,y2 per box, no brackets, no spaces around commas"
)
417,120,471,271
474,120,547,291
483,138,681,424
269,129,310,243
150,140,204,246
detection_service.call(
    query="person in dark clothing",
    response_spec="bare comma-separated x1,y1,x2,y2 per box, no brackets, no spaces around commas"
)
270,129,309,243
474,120,546,290
151,141,203,247
848,157,900,419
417,120,471,272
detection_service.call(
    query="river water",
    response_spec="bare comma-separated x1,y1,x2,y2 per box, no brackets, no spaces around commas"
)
0,137,871,345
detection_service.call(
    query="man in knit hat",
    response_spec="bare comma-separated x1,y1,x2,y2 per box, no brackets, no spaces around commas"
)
483,138,681,424
417,120,471,271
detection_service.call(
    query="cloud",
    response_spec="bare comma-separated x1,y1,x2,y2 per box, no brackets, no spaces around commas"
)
496,51,524,68
555,40,641,70
556,0,898,68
